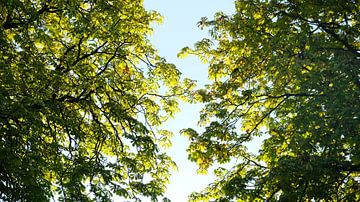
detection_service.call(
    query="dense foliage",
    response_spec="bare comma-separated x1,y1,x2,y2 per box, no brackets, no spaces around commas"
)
0,0,194,201
181,0,360,201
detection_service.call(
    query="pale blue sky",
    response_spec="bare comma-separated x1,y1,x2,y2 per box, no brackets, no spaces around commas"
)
143,1,235,201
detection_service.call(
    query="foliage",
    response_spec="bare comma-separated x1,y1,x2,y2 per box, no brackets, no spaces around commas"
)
182,0,360,201
0,0,194,201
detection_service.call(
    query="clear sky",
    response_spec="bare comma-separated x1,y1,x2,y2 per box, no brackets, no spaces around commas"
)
143,1,235,201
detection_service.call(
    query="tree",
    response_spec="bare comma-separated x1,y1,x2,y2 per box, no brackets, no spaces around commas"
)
0,0,193,201
181,0,360,201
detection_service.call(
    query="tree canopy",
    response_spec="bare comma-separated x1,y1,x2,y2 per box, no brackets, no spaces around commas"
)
181,0,360,201
2,0,360,201
0,0,194,201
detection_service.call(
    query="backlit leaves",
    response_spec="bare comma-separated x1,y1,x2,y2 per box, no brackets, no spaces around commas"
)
184,0,360,201
0,0,191,201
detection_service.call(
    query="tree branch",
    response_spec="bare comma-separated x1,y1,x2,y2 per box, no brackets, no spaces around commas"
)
3,3,60,30
319,24,360,57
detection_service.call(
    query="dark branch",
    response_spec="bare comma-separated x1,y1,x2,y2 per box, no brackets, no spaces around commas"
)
278,10,360,57
96,42,124,76
260,92,326,99
3,4,60,30
319,24,360,57
56,89,94,103
71,41,108,67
